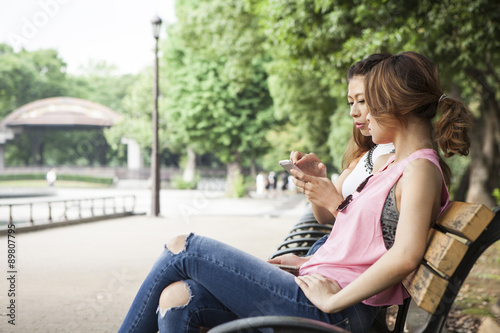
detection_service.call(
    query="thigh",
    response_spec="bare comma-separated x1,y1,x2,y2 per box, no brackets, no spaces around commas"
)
181,235,356,330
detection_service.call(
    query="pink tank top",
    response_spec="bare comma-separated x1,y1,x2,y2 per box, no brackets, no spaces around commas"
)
299,149,449,306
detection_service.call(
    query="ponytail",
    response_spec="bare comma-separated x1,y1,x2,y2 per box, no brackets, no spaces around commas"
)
436,96,474,158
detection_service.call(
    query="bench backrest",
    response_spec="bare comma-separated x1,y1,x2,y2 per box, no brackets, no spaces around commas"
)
402,201,495,314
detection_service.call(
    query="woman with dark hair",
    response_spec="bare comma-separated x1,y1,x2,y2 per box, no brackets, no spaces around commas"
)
118,52,473,333
280,53,394,256
290,53,395,228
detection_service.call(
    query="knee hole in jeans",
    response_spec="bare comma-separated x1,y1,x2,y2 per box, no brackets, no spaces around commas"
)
158,281,192,318
166,234,189,254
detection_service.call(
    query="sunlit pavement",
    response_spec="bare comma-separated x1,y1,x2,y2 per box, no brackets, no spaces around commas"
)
0,187,306,333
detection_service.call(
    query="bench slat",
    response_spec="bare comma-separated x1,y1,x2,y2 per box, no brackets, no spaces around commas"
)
436,202,494,242
403,202,494,315
424,229,468,277
402,264,448,313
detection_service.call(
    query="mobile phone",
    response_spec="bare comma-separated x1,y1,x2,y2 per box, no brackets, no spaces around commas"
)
272,264,300,276
279,160,303,175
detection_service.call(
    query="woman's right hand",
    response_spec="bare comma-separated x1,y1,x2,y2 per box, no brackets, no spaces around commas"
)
289,151,327,178
267,254,310,267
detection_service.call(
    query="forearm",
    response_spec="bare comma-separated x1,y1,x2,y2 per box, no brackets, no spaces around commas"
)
324,249,417,313
314,188,343,220
311,204,336,224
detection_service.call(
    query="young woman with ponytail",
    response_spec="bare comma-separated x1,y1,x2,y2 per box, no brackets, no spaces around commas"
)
118,51,472,333
292,51,473,314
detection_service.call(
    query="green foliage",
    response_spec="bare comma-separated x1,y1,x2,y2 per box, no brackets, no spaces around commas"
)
493,189,500,206
252,0,500,195
230,171,248,198
0,46,136,167
67,60,137,113
328,100,355,172
172,173,200,190
104,69,159,153
57,174,114,185
0,45,67,117
267,72,335,165
2,0,499,198
163,0,276,166
5,130,113,167
0,173,113,185
176,0,267,95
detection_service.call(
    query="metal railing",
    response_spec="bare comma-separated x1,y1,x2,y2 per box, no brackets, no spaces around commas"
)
1,195,136,228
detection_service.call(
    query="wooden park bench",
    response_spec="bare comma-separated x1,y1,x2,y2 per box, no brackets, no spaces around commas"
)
210,202,500,332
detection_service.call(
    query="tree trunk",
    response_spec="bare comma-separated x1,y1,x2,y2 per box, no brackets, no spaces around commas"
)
465,68,500,208
453,166,470,202
183,146,197,183
249,158,257,180
225,152,243,197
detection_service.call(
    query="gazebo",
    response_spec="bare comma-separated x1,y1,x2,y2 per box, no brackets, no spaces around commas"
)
0,97,124,168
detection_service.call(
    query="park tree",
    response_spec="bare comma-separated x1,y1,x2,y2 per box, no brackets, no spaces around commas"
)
0,45,68,166
68,61,141,166
67,60,137,113
252,0,500,205
0,44,67,118
403,0,500,206
163,0,276,195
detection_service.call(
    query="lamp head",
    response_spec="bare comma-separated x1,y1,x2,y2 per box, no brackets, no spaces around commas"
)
151,15,162,39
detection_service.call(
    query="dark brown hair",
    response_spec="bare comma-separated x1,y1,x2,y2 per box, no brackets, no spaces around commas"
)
342,53,392,169
364,51,474,184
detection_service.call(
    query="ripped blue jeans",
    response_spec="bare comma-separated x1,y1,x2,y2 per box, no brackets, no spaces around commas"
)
118,234,379,333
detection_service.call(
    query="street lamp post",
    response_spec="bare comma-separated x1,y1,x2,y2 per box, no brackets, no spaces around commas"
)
151,15,162,217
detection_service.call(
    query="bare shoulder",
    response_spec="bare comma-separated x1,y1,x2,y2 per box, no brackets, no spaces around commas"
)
400,158,443,211
402,158,441,184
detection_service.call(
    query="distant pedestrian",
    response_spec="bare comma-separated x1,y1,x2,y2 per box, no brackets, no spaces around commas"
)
268,171,277,198
279,172,288,195
46,169,57,187
256,173,266,196
287,175,296,192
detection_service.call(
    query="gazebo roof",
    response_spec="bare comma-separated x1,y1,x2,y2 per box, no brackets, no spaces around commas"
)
0,97,121,129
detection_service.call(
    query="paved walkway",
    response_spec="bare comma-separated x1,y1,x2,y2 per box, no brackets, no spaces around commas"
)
0,191,307,333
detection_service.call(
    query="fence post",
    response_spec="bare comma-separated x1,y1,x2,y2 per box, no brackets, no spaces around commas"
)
30,203,34,225
48,202,52,223
63,201,68,220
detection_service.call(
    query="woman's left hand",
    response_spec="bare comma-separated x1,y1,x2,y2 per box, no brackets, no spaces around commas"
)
294,274,341,313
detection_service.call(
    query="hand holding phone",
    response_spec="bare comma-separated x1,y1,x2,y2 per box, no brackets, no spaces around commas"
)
279,160,303,175
279,159,306,182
